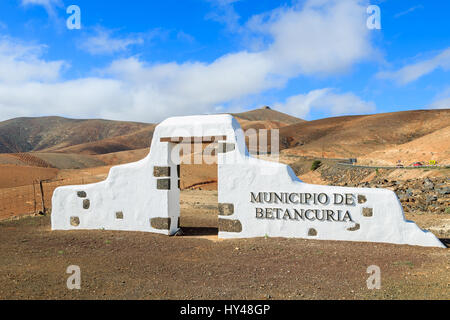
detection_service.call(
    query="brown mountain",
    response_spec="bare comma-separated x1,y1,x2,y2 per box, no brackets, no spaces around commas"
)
232,106,306,125
41,126,156,155
0,116,154,154
1,108,449,169
0,107,303,156
277,109,450,161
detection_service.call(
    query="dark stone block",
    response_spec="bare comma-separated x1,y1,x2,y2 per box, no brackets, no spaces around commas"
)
70,216,80,226
77,191,87,198
347,223,360,231
157,179,171,190
151,217,171,230
116,211,123,219
218,218,242,233
83,199,90,209
362,208,373,217
218,203,234,216
308,228,317,236
154,166,171,177
358,195,367,204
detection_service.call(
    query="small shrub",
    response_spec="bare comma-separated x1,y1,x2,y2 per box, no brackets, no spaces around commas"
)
393,261,414,268
311,160,322,171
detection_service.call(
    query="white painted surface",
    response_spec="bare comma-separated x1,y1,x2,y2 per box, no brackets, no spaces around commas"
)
51,114,445,248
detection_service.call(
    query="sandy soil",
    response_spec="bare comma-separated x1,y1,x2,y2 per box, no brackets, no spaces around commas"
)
0,165,58,189
0,195,448,300
359,126,450,166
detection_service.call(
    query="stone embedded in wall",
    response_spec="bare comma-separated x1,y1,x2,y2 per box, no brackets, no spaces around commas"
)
218,203,234,216
70,216,80,226
362,208,373,217
77,191,87,198
218,142,235,153
308,228,317,236
154,166,171,177
358,195,367,204
347,223,360,231
157,179,171,190
218,218,242,233
83,199,90,209
116,211,124,219
151,217,171,230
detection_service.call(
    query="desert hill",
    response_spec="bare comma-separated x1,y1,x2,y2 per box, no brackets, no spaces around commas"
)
41,126,156,155
278,109,450,161
232,106,305,125
0,107,303,156
359,125,450,166
0,116,153,154
0,108,449,172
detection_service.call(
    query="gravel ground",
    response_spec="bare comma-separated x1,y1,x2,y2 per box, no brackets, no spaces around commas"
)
0,209,448,300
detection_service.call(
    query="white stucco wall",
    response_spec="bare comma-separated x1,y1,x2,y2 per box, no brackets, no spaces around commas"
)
51,114,445,248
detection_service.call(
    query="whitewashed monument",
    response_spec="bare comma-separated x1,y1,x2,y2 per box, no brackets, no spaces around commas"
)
51,114,445,248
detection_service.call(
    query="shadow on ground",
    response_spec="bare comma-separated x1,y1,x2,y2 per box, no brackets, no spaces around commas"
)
180,226,218,236
439,238,450,248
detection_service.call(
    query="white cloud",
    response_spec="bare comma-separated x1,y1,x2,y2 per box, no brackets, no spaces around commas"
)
0,79,129,120
0,37,65,84
250,0,375,76
79,29,145,55
0,0,376,122
429,97,450,109
377,48,450,85
274,88,376,119
428,87,450,110
206,0,242,33
394,5,423,18
21,0,63,17
176,31,195,43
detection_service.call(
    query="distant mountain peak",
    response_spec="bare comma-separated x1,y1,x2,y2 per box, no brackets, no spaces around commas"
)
232,107,305,125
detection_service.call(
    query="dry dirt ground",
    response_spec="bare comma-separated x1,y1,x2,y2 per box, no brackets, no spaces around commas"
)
0,190,449,300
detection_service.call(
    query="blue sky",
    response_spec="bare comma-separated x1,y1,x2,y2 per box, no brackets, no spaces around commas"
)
0,0,449,122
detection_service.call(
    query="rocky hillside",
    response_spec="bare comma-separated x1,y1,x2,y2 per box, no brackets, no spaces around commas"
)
312,162,450,215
